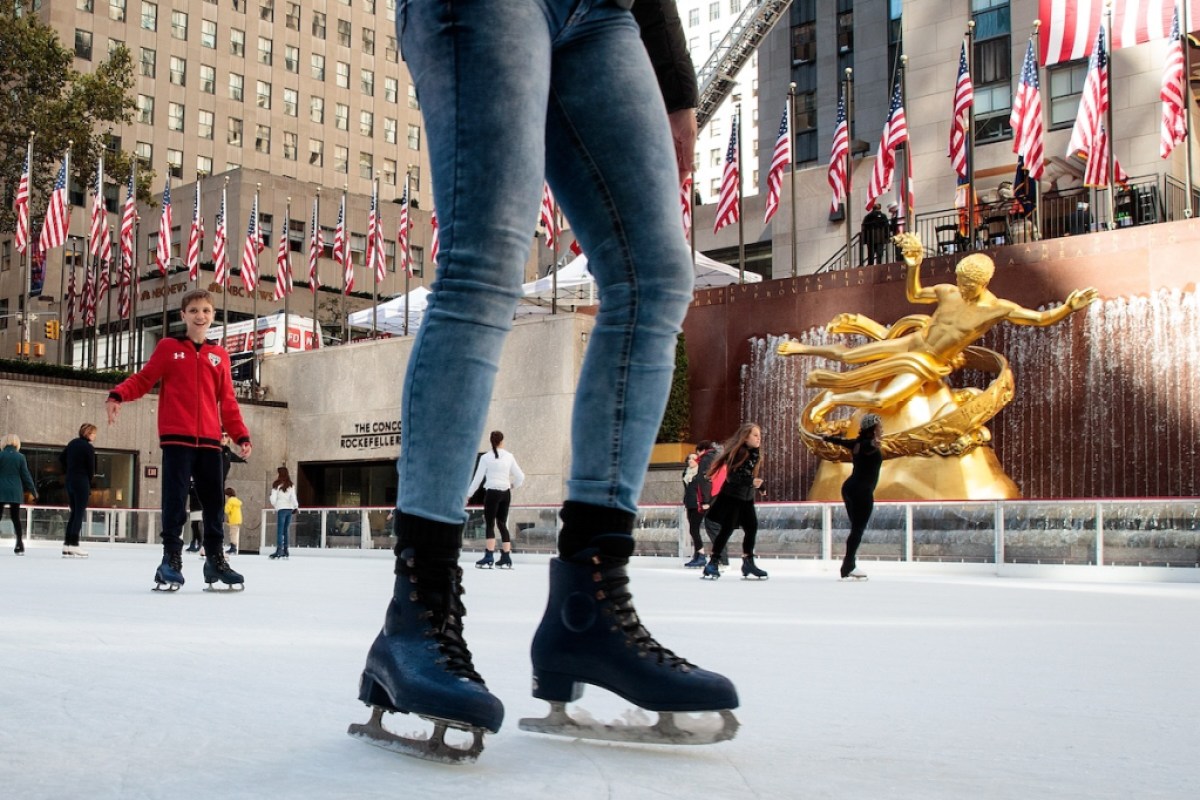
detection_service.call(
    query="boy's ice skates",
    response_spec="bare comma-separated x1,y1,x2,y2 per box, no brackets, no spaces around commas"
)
518,534,739,746
203,552,245,591
153,553,185,592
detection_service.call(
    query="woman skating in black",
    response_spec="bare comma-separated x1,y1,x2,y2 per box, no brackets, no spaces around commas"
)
702,423,767,580
823,414,883,580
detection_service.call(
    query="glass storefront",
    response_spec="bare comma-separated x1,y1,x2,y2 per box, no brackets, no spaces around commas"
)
298,459,397,507
25,445,138,509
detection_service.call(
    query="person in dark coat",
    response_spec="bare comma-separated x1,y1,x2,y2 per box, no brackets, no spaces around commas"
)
702,423,768,580
60,423,97,557
862,203,891,265
0,434,38,555
681,440,716,567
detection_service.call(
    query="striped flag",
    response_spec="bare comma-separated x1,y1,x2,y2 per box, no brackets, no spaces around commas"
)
96,225,112,305
429,210,440,267
866,77,910,211
1083,124,1129,188
156,179,172,276
273,211,292,301
1066,25,1122,188
366,182,386,283
91,164,113,306
65,262,77,333
1010,38,1046,179
240,193,263,291
949,40,974,180
308,198,322,291
1039,0,1200,66
828,90,850,214
713,117,740,233
186,182,203,281
333,194,350,292
539,183,558,249
764,102,790,224
82,257,96,326
212,187,229,287
14,149,31,255
1160,5,1187,158
39,159,70,253
118,172,136,319
396,183,411,276
680,176,693,239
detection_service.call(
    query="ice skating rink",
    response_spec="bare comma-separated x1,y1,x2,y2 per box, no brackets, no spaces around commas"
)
1,544,1197,800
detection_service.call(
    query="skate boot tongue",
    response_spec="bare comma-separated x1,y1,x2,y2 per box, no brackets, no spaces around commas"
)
398,548,482,684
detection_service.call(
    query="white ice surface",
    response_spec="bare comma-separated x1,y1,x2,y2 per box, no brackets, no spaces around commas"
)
1,544,1198,800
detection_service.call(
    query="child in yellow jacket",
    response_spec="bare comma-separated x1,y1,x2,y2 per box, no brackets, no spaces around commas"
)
224,487,243,555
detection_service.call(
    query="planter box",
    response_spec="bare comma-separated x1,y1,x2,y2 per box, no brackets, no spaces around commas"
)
650,442,694,465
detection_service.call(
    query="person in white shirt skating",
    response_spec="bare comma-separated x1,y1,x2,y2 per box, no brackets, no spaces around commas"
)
468,431,524,569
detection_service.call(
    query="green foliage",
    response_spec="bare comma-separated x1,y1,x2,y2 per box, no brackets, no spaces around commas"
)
656,333,691,443
0,357,130,385
0,6,143,229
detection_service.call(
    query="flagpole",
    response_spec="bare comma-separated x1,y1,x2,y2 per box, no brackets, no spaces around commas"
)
252,183,260,387
57,242,67,365
283,196,291,354
735,102,745,283
898,55,913,233
688,169,696,269
1105,4,1116,227
89,245,98,369
965,22,977,249
160,176,170,339
1031,21,1044,237
1182,3,1196,216
844,68,854,268
105,224,114,368
402,170,411,336
551,197,560,312
220,177,228,351
788,82,798,277
340,187,347,343
312,188,321,343
126,158,139,370
20,133,33,362
371,178,379,338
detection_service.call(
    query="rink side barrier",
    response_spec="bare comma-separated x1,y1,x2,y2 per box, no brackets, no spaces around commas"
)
7,500,1198,579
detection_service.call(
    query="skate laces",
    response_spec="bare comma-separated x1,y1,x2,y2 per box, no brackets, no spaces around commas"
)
404,555,483,683
207,552,232,573
593,556,694,670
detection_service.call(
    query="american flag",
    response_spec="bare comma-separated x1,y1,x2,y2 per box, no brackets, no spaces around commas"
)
429,210,440,267
828,91,850,214
240,193,264,291
1083,124,1129,188
118,172,136,319
333,194,350,292
308,198,322,291
187,182,204,281
88,165,111,304
39,159,70,253
396,184,412,276
82,259,96,326
13,149,30,255
65,261,77,333
866,77,911,211
680,176,693,239
1067,26,1110,163
713,117,740,233
764,103,791,225
1039,0,1200,66
1160,5,1187,158
273,211,292,301
366,182,386,283
539,183,558,249
949,41,974,180
1010,38,1046,179
156,180,172,276
96,225,112,305
31,232,46,297
212,188,229,286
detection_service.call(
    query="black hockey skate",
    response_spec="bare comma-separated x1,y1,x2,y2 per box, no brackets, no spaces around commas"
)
496,550,512,569
349,548,504,764
519,533,739,745
203,552,245,591
153,552,185,591
740,555,768,580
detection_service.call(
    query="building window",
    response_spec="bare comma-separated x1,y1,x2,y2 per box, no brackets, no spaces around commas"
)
382,158,396,186
730,0,741,12
169,56,186,86
362,0,376,13
407,124,421,150
383,117,396,144
709,2,719,21
334,145,348,174
335,103,348,130
792,21,814,63
361,68,374,96
197,155,213,176
283,131,297,161
139,47,155,77
350,232,365,266
337,18,352,46
166,102,184,131
229,72,243,101
385,35,398,62
257,80,271,109
312,11,326,38
228,117,243,146
836,10,853,54
109,0,125,22
258,36,272,66
360,110,374,137
198,109,214,140
285,2,300,30
972,0,1012,142
74,29,93,60
336,61,349,89
408,84,419,109
309,138,323,166
230,28,244,57
201,19,216,48
311,53,325,80
260,0,273,22
171,10,187,40
199,64,215,94
1048,61,1088,129
310,95,324,123
688,8,698,26
362,27,375,55
285,44,299,73
282,87,297,116
135,141,152,167
107,37,123,58
167,149,183,179
384,76,397,103
410,245,424,277
137,94,154,124
140,1,157,31
255,125,271,154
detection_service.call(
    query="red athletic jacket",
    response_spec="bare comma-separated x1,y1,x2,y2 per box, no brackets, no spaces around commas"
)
109,337,250,450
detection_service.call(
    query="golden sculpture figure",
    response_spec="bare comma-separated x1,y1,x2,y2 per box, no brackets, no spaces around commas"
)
777,232,1097,500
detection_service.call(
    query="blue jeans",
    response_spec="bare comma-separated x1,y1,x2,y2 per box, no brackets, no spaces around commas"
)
276,508,293,551
396,0,693,524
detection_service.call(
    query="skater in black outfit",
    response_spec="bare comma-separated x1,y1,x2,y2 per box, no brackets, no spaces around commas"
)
823,414,883,580
60,423,97,558
703,424,767,580
681,441,716,567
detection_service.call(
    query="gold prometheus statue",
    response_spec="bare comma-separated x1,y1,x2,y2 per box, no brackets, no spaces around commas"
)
777,232,1097,499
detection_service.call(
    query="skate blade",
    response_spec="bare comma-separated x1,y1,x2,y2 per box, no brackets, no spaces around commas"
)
839,575,868,582
203,583,245,592
152,583,181,592
62,553,90,558
518,702,738,745
740,575,768,580
348,706,485,764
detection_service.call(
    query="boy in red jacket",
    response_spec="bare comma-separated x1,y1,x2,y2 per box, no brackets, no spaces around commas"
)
107,289,253,591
